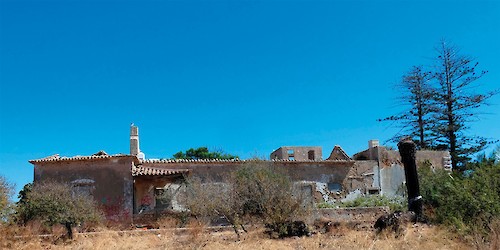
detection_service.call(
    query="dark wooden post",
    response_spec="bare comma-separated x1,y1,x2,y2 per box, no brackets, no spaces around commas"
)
65,222,73,239
398,138,423,219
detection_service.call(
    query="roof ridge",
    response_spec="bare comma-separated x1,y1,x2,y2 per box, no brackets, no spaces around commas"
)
140,158,243,163
29,154,132,163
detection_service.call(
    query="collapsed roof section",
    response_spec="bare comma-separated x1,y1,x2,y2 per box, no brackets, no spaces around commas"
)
326,145,352,161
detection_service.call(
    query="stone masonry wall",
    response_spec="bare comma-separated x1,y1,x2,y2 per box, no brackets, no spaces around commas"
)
33,156,136,224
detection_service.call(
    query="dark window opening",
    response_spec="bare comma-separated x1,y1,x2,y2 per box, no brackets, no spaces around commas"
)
155,188,171,211
308,150,315,160
287,149,295,160
327,182,342,192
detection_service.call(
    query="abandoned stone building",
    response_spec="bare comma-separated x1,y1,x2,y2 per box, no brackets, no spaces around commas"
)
29,125,451,224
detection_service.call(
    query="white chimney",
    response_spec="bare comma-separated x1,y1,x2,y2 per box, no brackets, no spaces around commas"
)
130,124,145,160
130,124,140,156
368,139,379,149
368,139,379,160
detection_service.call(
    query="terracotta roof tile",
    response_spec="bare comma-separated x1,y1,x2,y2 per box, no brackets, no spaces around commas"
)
30,155,352,165
29,154,133,163
141,158,352,164
270,159,350,162
140,158,242,163
132,165,190,176
141,158,349,164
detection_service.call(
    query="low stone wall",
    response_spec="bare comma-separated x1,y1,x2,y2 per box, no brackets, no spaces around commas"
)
314,207,390,223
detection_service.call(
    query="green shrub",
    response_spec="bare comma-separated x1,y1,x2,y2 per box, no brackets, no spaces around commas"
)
316,202,337,209
339,195,406,212
184,161,311,239
15,181,104,238
0,175,15,223
419,160,500,237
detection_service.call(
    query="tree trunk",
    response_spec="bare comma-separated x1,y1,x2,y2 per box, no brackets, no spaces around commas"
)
65,222,73,239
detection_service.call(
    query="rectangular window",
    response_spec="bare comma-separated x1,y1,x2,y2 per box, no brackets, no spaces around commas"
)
287,149,294,160
368,189,380,195
327,182,342,192
73,185,92,196
71,179,95,197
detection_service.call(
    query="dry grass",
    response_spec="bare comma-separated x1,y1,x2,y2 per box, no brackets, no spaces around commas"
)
0,223,480,250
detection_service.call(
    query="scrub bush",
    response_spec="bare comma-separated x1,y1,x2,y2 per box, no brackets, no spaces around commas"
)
339,195,406,212
419,159,500,238
15,181,103,238
0,175,15,223
183,161,311,239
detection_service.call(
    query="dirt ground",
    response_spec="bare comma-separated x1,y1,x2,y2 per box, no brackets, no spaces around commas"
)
2,223,476,250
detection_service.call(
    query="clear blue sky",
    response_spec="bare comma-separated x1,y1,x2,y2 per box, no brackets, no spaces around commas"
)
1,0,499,194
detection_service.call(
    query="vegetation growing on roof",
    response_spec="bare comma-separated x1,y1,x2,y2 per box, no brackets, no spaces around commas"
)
172,147,238,160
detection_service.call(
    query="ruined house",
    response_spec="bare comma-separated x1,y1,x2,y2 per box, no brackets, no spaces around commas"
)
29,125,451,224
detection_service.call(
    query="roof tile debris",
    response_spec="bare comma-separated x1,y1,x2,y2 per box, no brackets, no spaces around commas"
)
92,150,108,156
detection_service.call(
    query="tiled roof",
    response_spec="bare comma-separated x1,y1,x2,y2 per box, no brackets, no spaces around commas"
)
141,158,348,163
132,165,190,176
140,158,242,163
29,153,134,163
30,155,352,165
271,159,352,162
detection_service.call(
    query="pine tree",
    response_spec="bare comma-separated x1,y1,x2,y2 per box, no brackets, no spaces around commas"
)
380,41,498,170
379,66,435,149
432,41,497,169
